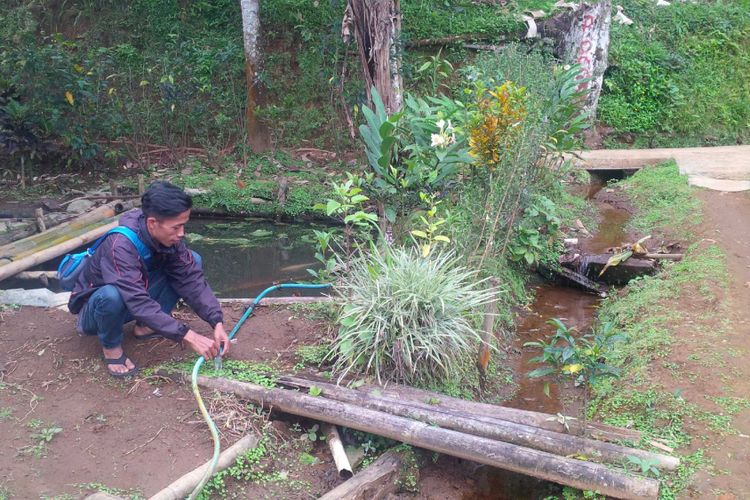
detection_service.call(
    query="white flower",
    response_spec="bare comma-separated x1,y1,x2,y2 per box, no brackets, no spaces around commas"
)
431,133,447,148
435,119,446,130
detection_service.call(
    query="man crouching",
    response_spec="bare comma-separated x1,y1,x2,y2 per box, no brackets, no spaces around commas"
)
68,181,229,377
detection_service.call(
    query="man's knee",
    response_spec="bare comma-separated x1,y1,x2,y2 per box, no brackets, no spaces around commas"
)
94,285,126,315
191,250,203,270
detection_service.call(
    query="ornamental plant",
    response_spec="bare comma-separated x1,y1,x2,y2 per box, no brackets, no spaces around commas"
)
468,81,527,167
329,247,495,385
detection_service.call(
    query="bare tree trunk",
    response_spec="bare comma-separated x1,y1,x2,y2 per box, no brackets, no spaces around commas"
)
240,0,261,143
343,0,403,113
558,1,612,117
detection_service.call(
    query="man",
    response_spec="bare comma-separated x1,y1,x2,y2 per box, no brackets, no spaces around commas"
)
68,181,229,377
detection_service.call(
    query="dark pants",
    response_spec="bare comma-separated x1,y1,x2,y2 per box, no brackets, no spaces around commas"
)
77,252,201,348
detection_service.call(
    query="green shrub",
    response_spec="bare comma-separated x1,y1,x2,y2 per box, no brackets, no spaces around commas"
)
330,246,495,385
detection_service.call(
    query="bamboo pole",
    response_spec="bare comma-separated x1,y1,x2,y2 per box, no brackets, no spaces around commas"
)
193,375,660,499
10,218,118,261
149,433,259,500
0,217,121,281
0,202,126,257
358,381,640,443
323,424,353,479
278,376,678,471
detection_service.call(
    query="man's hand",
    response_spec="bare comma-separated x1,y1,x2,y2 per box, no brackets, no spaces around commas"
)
213,322,230,356
183,330,220,359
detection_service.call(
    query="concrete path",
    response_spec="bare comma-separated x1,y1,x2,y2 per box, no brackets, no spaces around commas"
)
574,145,750,192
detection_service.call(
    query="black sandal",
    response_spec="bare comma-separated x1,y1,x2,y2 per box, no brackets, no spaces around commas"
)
104,353,138,378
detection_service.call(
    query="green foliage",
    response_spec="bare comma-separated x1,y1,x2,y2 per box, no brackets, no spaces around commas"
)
358,88,472,221
616,161,701,240
415,48,454,95
626,455,661,478
19,422,62,458
310,172,378,281
330,246,495,385
199,438,268,499
599,0,750,145
296,344,330,367
525,319,625,396
506,195,562,266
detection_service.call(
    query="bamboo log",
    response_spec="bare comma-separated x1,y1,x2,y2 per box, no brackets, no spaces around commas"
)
278,376,678,471
318,449,402,500
194,375,660,499
359,382,641,443
0,216,121,281
0,213,74,246
0,201,128,257
149,433,260,500
8,217,124,262
323,424,353,479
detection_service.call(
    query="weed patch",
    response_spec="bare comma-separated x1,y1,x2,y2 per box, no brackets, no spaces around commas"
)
617,161,701,240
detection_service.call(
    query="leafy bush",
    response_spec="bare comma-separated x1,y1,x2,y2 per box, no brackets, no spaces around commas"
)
599,0,750,145
329,246,495,385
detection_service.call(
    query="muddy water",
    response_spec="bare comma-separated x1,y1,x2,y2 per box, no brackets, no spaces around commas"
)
462,189,632,499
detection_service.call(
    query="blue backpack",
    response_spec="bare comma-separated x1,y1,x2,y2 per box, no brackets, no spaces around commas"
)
57,226,152,291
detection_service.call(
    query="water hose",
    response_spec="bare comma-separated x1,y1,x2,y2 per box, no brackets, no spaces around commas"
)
188,283,332,500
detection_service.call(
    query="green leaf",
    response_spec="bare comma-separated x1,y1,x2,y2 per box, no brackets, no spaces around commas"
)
326,200,342,216
410,230,428,239
528,366,556,378
309,386,323,397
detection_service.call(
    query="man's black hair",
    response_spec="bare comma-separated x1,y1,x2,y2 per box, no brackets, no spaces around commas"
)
141,181,193,218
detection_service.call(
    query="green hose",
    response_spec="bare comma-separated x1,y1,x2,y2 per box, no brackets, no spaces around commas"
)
188,283,331,500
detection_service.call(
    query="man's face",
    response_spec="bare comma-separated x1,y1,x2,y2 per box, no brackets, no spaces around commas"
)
146,209,191,247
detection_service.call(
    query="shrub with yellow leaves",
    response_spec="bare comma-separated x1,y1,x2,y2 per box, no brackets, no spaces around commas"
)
468,81,528,168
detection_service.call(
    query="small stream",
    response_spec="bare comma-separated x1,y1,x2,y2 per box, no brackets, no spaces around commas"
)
460,183,634,499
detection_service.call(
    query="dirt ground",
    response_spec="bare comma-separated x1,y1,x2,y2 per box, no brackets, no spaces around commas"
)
0,303,345,499
684,190,750,498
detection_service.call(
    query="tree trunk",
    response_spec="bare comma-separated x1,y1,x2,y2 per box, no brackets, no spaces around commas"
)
552,2,612,117
344,0,403,113
193,375,660,499
239,0,261,143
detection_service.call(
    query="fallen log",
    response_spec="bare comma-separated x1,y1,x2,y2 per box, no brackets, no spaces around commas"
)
193,375,659,499
277,375,678,471
358,381,642,443
149,433,259,500
542,264,608,296
318,449,402,500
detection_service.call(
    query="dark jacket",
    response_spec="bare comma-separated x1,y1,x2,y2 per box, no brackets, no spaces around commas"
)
68,209,223,341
